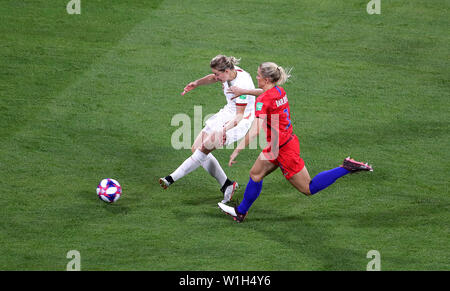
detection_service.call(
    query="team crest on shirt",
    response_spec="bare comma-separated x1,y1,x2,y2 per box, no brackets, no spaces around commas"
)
256,102,263,111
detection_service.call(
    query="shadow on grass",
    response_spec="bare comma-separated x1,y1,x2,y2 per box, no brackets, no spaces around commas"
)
78,190,130,215
205,202,433,270
100,202,130,215
255,201,445,269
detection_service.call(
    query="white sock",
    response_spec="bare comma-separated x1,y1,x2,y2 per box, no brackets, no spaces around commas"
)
201,153,227,186
170,150,208,182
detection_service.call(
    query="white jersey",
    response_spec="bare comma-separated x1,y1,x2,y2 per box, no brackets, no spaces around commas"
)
221,66,255,119
202,66,256,145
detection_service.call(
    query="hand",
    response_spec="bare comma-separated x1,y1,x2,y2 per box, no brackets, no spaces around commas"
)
226,86,244,100
228,150,239,167
181,81,198,95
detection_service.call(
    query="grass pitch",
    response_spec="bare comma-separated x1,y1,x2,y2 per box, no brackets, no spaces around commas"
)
0,0,448,270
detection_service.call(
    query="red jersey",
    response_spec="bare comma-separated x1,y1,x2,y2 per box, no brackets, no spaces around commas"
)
255,86,293,147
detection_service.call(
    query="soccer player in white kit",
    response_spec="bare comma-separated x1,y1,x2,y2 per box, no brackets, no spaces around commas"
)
159,55,256,203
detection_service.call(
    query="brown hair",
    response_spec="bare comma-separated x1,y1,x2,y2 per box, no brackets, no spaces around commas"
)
210,55,240,72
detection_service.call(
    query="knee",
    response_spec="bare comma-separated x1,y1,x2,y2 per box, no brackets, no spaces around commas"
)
192,143,204,153
249,170,263,183
290,181,312,196
201,134,217,151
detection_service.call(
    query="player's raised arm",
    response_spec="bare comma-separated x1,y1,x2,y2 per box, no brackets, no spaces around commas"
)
227,86,263,99
181,74,218,95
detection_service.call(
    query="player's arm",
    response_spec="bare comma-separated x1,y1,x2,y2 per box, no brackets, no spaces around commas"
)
223,104,246,133
182,74,218,95
228,117,265,166
227,86,264,99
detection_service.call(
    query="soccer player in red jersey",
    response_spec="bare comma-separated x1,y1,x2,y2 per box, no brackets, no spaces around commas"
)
159,55,256,204
218,62,373,222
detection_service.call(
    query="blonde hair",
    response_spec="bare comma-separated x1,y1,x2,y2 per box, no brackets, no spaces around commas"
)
210,55,240,72
259,62,292,85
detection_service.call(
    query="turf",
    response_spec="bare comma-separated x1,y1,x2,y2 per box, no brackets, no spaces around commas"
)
0,0,448,270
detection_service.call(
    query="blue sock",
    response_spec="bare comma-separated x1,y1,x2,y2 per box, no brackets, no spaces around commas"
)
237,177,263,214
309,167,350,195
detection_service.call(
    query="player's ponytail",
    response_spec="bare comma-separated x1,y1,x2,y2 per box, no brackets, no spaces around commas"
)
259,62,292,85
210,55,241,72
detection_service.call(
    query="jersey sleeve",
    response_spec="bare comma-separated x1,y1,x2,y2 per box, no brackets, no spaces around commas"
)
235,94,249,106
234,72,255,106
255,96,270,118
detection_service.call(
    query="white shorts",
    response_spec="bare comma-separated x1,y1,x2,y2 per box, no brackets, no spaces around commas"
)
203,109,253,146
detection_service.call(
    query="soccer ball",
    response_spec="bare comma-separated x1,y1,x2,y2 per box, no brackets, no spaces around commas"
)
96,178,122,203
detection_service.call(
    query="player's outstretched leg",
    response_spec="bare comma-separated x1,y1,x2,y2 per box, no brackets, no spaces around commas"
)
159,149,209,189
160,131,239,202
289,157,373,195
160,150,238,197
